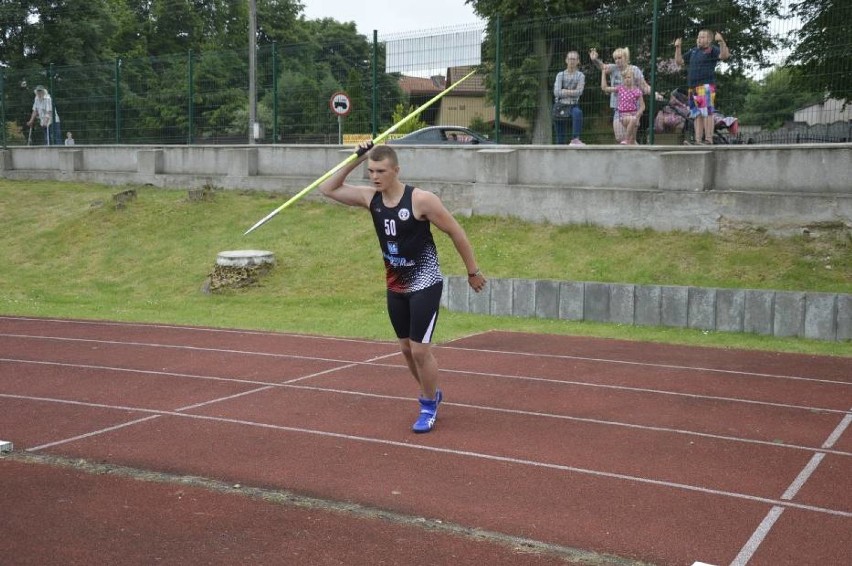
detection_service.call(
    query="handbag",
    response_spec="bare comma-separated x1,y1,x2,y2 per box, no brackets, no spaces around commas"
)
552,70,574,119
552,101,573,119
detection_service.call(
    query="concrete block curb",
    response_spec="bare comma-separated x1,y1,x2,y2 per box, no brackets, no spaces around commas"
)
442,275,849,342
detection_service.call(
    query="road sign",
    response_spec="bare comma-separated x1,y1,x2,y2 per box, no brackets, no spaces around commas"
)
329,92,352,116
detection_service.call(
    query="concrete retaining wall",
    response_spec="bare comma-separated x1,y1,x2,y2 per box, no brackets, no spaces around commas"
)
440,276,851,342
1,143,849,234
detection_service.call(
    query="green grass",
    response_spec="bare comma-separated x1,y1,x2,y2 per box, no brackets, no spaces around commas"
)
0,179,849,357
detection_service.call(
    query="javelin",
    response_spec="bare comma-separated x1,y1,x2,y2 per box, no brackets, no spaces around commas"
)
243,69,478,235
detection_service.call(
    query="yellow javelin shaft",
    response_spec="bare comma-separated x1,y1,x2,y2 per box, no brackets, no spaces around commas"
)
243,69,477,235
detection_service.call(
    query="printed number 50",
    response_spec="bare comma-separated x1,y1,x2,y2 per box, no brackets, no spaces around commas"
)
384,219,396,236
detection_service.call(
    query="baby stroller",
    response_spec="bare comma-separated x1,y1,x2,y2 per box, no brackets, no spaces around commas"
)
654,88,739,145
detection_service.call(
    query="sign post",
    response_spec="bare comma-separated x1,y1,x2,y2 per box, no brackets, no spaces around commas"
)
329,92,352,144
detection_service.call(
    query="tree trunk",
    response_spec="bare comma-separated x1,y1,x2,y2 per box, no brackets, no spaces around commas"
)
532,34,556,144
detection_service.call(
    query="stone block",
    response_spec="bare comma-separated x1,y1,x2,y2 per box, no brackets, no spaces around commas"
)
535,280,560,319
469,278,491,315
584,282,611,322
490,278,514,316
837,294,851,341
440,278,450,308
610,284,635,324
476,148,518,184
688,287,717,330
228,148,258,177
774,291,805,338
804,293,837,341
744,290,774,335
658,151,715,191
558,281,584,320
661,285,689,328
137,149,164,175
447,276,469,313
716,289,745,333
59,150,82,173
635,285,662,326
512,279,536,318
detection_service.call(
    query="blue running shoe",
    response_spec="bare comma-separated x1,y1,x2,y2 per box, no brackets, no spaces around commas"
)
412,389,443,433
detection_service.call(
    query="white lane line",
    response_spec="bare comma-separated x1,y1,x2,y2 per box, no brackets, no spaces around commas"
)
730,407,852,565
822,413,852,449
0,316,385,345
730,506,785,566
437,366,850,415
3,359,850,458
5,352,408,450
0,334,372,365
0,358,274,386
280,350,403,385
442,345,852,386
27,415,161,451
2,354,848,416
5,393,851,519
173,352,401,412
2,329,847,387
781,453,826,501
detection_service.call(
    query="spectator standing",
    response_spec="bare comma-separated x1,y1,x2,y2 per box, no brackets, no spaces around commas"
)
601,68,645,144
675,29,730,144
552,51,585,145
589,47,652,143
65,132,75,146
27,85,54,145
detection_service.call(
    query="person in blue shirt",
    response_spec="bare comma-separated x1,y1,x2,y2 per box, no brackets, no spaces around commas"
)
675,30,730,144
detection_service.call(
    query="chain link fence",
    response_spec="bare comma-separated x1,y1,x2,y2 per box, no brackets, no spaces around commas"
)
3,0,848,147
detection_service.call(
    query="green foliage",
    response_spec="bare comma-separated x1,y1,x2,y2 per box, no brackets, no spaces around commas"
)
4,122,25,144
740,67,824,129
468,115,491,136
788,0,851,104
391,103,427,134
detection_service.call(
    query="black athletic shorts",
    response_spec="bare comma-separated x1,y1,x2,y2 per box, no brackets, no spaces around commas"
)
386,281,443,343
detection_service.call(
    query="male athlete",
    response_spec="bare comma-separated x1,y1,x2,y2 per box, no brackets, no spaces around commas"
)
319,142,486,433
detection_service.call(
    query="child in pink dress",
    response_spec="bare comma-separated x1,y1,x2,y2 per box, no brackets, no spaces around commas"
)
601,68,645,144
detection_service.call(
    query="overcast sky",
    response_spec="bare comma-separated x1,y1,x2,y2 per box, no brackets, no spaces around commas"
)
300,0,483,36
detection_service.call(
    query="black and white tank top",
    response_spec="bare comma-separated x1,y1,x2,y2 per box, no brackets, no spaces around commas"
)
369,185,443,293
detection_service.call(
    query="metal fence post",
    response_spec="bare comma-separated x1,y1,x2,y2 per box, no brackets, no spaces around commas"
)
648,0,660,145
494,16,502,143
371,30,378,140
115,58,122,143
188,50,194,145
272,42,278,144
0,71,6,148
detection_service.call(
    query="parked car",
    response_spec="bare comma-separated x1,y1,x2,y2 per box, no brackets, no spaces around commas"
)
387,126,495,145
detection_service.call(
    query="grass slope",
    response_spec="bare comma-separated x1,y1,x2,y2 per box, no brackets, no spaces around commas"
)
0,180,849,356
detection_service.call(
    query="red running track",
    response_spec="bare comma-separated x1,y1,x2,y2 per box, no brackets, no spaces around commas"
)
0,316,849,565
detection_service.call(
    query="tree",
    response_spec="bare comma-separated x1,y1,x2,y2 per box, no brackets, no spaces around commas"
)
0,1,118,68
787,0,850,105
740,67,823,129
